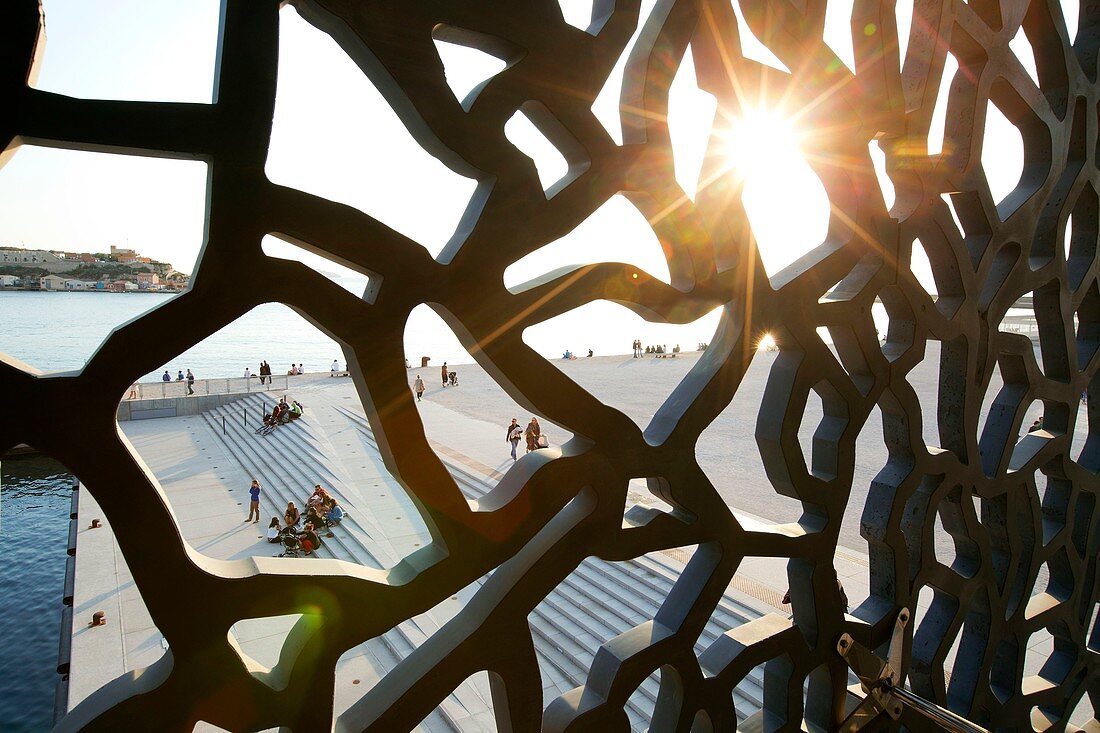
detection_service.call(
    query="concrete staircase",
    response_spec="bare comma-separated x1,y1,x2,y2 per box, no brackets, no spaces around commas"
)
197,396,769,730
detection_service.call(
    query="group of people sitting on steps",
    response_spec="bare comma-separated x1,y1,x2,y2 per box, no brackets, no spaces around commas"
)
268,484,346,556
262,396,304,428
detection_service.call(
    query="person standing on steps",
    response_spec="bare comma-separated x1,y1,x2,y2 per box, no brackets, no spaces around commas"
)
507,418,523,461
441,362,448,388
246,479,261,523
413,375,425,401
186,369,195,395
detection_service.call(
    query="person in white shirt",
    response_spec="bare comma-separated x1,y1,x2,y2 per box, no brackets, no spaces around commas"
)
244,367,251,379
330,359,339,377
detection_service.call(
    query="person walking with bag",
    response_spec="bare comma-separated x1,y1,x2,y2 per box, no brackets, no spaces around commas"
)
507,418,523,460
524,417,541,453
413,375,425,401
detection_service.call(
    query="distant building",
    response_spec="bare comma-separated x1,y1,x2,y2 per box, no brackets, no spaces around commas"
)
0,274,17,287
64,279,99,291
0,248,68,271
111,246,140,264
40,274,67,290
135,272,160,288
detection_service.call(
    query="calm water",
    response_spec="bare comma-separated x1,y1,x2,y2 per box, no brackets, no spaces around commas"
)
0,289,724,380
0,455,72,732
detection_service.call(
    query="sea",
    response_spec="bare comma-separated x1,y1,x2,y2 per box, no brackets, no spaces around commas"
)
0,455,72,732
0,288,725,383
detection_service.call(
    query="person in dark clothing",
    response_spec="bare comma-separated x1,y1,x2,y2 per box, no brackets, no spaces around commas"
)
186,369,195,395
297,522,322,555
441,362,448,387
246,479,261,523
507,418,523,461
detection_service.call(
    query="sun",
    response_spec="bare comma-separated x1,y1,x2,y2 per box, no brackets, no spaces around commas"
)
720,107,803,181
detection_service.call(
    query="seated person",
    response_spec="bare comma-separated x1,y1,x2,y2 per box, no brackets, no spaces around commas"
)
325,499,345,525
266,401,287,426
304,503,327,530
308,484,328,506
297,522,322,555
266,517,283,543
284,501,300,528
289,400,304,420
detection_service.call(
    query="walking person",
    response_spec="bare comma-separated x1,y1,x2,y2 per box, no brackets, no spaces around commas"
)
413,375,425,401
441,362,448,387
524,417,541,453
507,418,523,461
246,479,261,523
186,369,195,395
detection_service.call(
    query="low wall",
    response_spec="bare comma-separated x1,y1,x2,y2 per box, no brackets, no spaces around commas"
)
116,392,253,421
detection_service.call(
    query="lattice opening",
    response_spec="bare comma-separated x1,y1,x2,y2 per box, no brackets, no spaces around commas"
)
729,111,830,280
1010,24,1040,86
927,52,960,156
0,145,205,371
1067,183,1098,291
227,613,308,690
266,5,478,258
590,0,654,144
557,0,596,32
896,0,914,64
431,25,512,108
503,194,673,290
729,0,790,72
521,301,719,430
331,578,495,729
669,46,718,201
261,235,378,299
622,476,693,528
1075,280,1100,382
504,105,577,196
697,349,806,526
868,140,895,210
532,549,700,727
734,661,768,726
821,0,856,73
30,0,219,103
910,238,937,301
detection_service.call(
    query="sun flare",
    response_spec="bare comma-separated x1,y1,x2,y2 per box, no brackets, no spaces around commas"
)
721,107,803,180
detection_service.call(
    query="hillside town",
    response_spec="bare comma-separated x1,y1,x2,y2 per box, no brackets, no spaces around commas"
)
0,245,188,292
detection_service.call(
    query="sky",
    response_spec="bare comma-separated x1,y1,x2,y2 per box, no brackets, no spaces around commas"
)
0,0,1072,294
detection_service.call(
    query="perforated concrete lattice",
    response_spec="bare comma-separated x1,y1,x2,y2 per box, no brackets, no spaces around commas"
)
2,0,1099,730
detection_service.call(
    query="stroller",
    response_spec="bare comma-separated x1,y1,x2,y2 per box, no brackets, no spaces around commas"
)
276,528,304,557
448,371,458,386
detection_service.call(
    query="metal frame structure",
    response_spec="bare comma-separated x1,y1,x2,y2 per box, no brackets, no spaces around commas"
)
1,0,1098,730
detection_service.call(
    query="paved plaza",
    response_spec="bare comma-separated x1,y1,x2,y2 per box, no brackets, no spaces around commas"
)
66,346,1073,729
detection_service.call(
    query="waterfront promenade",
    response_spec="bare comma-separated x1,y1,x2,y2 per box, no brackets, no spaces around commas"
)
66,350,1069,729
